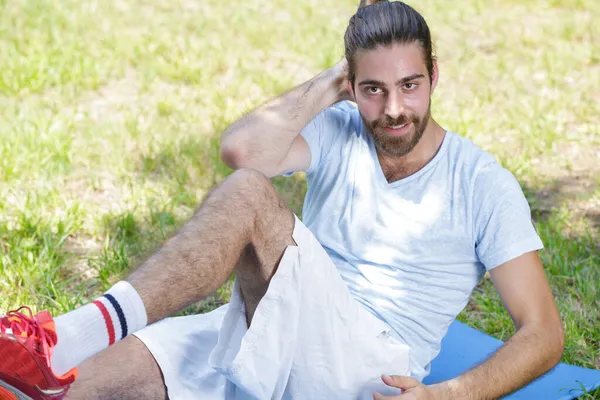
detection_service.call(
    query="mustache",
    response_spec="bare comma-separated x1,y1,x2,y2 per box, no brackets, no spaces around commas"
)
371,114,416,129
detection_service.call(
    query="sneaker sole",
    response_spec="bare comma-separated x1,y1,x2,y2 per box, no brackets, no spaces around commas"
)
0,380,32,400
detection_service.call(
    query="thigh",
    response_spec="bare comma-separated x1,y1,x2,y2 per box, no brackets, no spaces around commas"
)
66,335,167,400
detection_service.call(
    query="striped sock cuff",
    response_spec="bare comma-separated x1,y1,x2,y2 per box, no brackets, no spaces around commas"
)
102,293,128,339
92,299,116,345
100,281,147,341
91,281,146,345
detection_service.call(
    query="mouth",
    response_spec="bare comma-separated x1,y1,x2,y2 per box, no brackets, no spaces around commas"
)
383,122,411,136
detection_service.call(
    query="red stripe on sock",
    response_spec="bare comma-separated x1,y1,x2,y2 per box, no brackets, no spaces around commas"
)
93,300,115,346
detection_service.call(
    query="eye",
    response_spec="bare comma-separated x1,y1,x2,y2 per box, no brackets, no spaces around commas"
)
403,83,417,90
366,86,382,95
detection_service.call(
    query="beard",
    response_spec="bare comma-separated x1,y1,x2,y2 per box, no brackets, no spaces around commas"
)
361,102,431,157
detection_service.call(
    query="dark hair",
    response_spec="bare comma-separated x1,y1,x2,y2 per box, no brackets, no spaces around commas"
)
344,1,435,85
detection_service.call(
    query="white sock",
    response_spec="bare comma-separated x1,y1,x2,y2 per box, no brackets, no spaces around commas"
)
51,281,148,376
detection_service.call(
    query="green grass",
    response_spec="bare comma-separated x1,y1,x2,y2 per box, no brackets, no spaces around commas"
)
1,0,599,397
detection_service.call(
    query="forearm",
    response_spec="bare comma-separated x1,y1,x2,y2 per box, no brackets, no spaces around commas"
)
435,323,564,400
220,64,344,175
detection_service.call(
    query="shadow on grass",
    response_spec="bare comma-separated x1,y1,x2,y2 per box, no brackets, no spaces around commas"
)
526,175,600,238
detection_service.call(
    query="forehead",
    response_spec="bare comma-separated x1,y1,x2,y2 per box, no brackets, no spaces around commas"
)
354,42,426,81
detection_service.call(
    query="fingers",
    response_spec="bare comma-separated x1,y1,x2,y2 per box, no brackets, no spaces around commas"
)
382,375,420,390
375,376,423,400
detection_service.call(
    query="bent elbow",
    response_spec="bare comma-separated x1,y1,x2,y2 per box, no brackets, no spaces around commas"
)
546,323,565,369
553,324,565,364
220,139,247,170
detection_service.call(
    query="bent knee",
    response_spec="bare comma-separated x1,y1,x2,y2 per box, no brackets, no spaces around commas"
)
226,168,271,189
222,168,280,206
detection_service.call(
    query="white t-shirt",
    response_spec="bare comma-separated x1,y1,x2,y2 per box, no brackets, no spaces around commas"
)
291,101,544,380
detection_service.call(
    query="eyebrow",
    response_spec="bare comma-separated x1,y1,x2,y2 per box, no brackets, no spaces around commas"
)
358,74,425,87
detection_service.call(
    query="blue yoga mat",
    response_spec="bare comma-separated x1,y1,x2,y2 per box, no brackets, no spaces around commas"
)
422,321,600,399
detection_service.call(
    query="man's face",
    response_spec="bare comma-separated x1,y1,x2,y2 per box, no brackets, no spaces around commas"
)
350,42,437,157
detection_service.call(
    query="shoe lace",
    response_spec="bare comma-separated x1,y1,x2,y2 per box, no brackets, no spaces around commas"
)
1,306,54,359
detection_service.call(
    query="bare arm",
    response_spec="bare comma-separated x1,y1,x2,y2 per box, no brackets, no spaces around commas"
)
220,60,350,178
434,251,564,399
376,251,564,400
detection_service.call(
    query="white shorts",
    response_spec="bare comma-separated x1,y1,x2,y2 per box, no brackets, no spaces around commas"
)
133,216,410,400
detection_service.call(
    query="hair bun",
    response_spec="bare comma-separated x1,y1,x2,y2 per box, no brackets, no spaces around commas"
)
358,0,387,9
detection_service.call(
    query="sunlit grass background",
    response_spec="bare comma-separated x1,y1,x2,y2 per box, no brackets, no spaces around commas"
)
1,0,598,396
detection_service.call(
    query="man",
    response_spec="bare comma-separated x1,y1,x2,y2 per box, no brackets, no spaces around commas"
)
0,1,564,399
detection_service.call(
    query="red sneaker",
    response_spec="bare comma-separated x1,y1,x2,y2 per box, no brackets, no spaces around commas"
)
0,307,77,400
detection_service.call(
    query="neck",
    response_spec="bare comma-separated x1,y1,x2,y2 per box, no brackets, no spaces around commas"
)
376,119,446,183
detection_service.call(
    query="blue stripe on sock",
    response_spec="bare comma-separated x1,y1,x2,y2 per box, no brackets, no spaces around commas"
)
102,293,128,340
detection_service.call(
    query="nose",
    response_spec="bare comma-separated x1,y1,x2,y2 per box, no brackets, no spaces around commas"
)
384,91,405,120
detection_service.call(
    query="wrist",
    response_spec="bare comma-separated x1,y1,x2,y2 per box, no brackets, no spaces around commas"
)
430,380,459,400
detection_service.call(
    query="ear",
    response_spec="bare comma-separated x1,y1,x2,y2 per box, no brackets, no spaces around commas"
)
430,59,439,95
348,80,356,102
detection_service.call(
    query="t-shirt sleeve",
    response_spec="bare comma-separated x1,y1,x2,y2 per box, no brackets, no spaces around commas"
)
290,101,355,176
473,164,544,270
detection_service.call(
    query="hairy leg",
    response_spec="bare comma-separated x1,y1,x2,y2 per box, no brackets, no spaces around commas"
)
65,336,167,400
128,168,295,324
